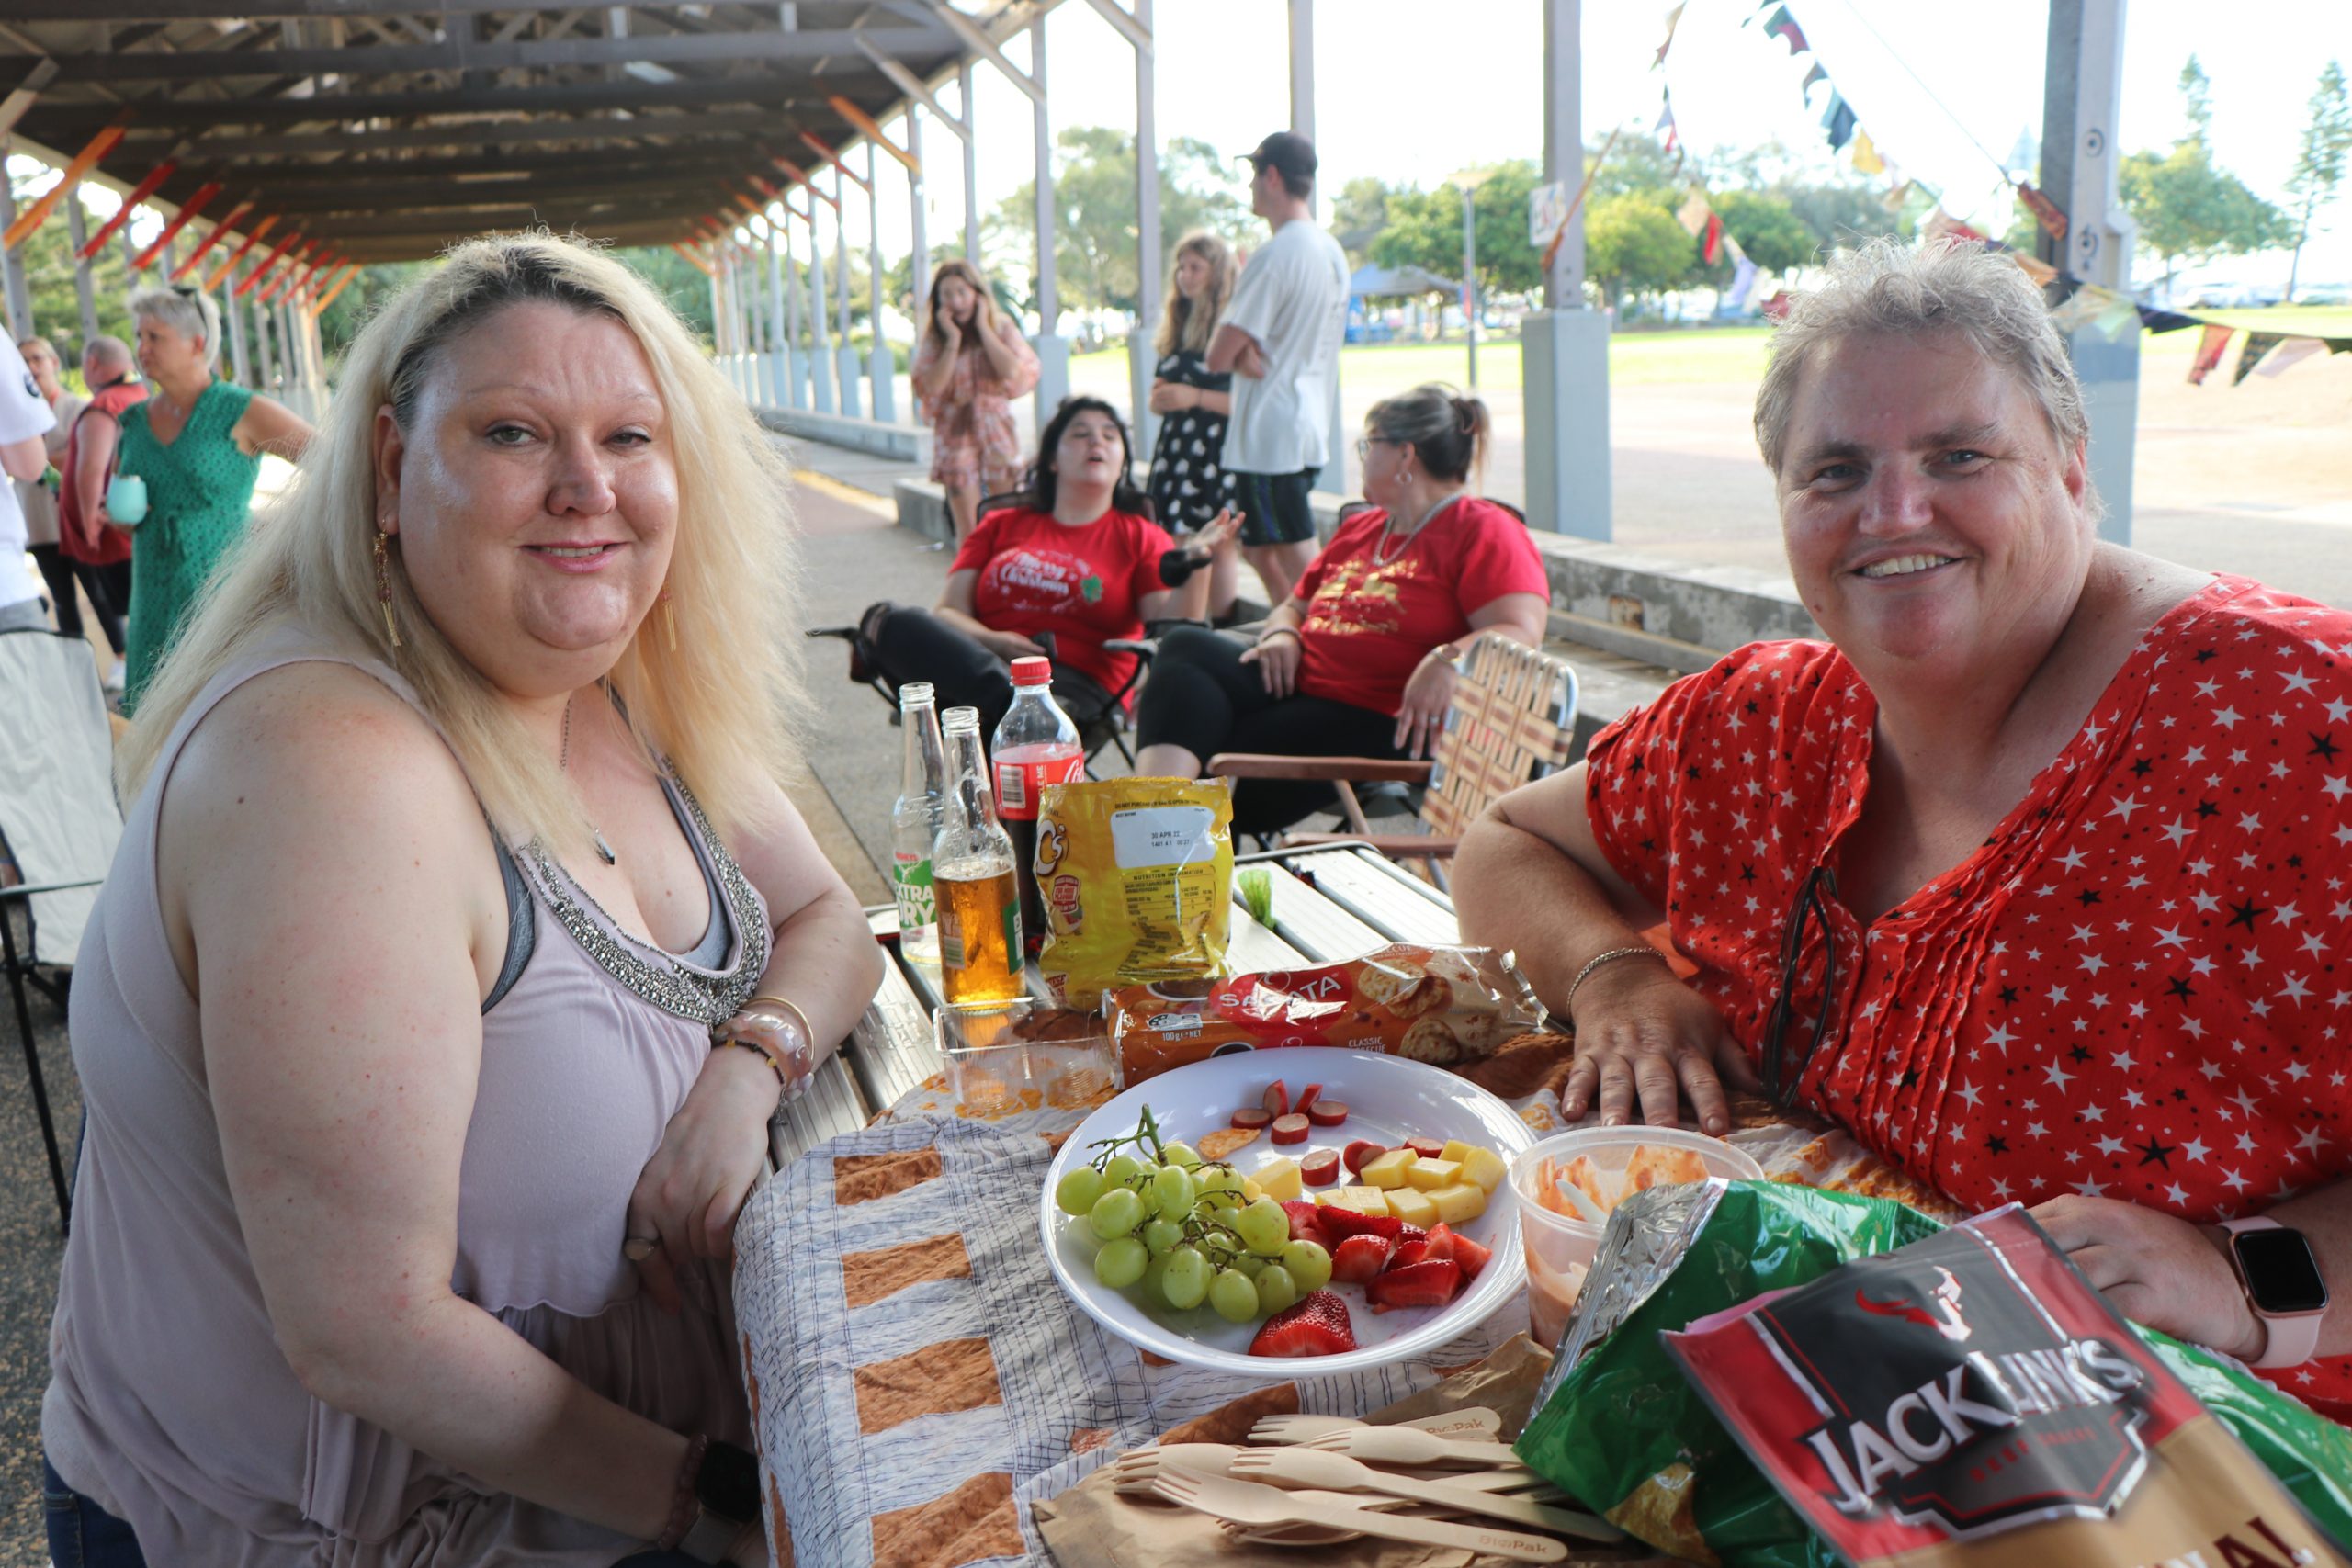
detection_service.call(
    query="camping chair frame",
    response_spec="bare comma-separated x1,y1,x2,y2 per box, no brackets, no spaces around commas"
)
1,877,83,1231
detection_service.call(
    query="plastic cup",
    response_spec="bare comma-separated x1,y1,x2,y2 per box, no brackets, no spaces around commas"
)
106,473,148,525
1509,1125,1765,1349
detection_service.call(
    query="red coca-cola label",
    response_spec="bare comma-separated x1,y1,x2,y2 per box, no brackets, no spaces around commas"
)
993,749,1084,821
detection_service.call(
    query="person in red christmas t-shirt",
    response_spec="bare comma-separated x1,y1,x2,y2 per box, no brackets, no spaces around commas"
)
1130,383,1549,835
1455,239,2352,1421
857,397,1238,736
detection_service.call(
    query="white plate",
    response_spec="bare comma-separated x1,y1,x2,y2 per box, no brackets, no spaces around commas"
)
1037,1048,1534,1378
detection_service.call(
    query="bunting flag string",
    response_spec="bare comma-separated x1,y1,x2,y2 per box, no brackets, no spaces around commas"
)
2232,332,2287,387
1761,5,1810,56
2188,325,2234,386
1652,2,1686,69
1850,129,1885,176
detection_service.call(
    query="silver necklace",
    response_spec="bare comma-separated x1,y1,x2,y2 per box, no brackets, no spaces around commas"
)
153,378,205,423
1373,493,1456,566
560,693,618,866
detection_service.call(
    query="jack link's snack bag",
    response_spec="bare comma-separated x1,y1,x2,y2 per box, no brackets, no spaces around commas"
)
1034,778,1232,1010
1516,1181,2352,1568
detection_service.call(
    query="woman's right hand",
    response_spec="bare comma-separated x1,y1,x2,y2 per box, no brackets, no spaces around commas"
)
1147,380,1191,414
982,627,1046,661
1562,961,1758,1136
1237,629,1301,698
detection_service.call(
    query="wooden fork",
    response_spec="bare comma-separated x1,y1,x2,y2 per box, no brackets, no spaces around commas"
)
1149,1466,1567,1562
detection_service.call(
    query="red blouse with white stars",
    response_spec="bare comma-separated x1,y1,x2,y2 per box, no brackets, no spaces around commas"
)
1585,575,2352,1416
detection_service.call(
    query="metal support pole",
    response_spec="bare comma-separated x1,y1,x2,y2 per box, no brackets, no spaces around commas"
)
783,217,809,409
960,62,980,259
866,142,895,423
805,209,836,415
1521,0,1611,537
2041,0,2136,544
0,158,33,340
63,195,97,351
1030,17,1069,421
763,223,788,408
831,169,860,419
1462,183,1478,389
1127,0,1160,451
1286,0,1343,491
908,107,931,333
225,260,249,385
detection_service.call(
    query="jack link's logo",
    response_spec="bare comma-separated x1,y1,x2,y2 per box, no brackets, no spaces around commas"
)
1758,1240,2153,1535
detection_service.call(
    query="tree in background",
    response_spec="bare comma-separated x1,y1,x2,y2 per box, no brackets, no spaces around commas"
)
989,129,1253,322
1583,193,1695,311
1367,159,1544,298
2285,61,2351,299
1329,176,1390,267
1708,188,1816,276
317,261,431,361
2120,55,2292,295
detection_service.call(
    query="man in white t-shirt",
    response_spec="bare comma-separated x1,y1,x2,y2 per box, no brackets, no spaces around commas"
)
0,334,60,632
1210,131,1350,609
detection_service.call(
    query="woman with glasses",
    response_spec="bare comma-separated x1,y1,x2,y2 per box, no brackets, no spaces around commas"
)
1456,239,2352,1421
107,285,312,711
1130,383,1548,835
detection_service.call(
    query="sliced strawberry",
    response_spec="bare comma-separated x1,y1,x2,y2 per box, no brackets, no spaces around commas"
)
1249,1289,1359,1357
1261,1080,1290,1119
1306,1100,1350,1127
1419,1223,1460,1267
1387,1238,1429,1270
1405,1136,1449,1160
1395,1224,1428,1246
1281,1200,1330,1245
1329,1234,1393,1283
1293,1082,1323,1113
1271,1113,1311,1145
1341,1139,1387,1175
1316,1207,1404,1243
1450,1231,1493,1281
1228,1107,1272,1130
1366,1258,1464,1314
1299,1149,1341,1187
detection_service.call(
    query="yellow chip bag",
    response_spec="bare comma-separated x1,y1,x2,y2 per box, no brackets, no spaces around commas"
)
1035,777,1232,1010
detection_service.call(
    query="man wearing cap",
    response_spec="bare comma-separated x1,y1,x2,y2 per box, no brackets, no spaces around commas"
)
1209,130,1350,613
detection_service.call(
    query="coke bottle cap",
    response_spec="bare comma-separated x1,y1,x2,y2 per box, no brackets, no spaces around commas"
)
1010,656,1052,685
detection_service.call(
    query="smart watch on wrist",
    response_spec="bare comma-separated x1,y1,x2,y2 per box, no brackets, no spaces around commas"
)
678,1438,762,1562
2220,1215,2330,1368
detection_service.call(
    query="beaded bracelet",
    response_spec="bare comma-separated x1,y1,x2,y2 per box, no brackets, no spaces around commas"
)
653,1433,709,1552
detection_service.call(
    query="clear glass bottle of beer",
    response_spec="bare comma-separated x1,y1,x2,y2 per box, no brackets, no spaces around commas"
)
933,705,1025,1004
888,682,948,967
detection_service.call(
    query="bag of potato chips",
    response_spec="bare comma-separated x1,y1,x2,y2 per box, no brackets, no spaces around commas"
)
1035,778,1233,1010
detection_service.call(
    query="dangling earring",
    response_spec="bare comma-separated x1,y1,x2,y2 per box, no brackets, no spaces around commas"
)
658,584,677,653
373,530,401,649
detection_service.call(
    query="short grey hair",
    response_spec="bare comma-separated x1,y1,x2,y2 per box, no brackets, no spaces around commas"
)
1753,239,2089,478
129,284,223,369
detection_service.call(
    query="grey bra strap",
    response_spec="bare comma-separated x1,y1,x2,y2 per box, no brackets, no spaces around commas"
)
483,831,537,1014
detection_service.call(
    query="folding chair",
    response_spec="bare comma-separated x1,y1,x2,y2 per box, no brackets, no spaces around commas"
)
1205,630,1578,891
0,628,125,1231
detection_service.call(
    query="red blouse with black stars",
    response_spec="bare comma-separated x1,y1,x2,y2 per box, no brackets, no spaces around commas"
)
1585,575,2352,1417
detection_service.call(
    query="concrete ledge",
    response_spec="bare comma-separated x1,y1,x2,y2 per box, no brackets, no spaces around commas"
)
758,405,929,463
895,478,954,545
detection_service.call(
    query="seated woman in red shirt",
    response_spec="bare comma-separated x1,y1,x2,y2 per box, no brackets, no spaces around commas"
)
859,396,1238,735
1130,384,1550,835
1456,238,2352,1420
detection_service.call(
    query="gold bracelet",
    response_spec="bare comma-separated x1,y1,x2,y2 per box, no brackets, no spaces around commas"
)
744,994,817,1053
1563,945,1670,1021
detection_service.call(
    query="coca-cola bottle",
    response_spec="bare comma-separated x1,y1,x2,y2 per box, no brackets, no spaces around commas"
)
888,682,947,966
989,657,1084,950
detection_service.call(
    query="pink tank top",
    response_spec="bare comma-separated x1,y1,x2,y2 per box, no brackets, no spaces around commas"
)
43,626,765,1566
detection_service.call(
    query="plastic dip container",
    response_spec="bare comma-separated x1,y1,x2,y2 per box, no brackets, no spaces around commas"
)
1509,1125,1765,1348
935,997,1117,1115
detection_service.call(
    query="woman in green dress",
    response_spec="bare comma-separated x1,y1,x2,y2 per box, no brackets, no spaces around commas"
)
107,286,312,710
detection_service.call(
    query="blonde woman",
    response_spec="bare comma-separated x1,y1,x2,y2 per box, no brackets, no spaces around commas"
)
911,257,1039,543
44,234,882,1566
1145,231,1240,621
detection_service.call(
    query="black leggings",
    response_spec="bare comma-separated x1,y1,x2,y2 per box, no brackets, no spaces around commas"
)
862,603,1115,739
28,547,129,654
1135,626,1402,835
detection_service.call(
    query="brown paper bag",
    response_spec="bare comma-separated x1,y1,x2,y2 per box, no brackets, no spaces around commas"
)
1031,1337,1681,1567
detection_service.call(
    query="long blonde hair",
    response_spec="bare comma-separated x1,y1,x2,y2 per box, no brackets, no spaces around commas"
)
120,231,808,847
1156,231,1235,357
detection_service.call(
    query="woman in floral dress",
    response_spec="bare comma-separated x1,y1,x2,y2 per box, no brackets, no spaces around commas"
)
911,259,1039,545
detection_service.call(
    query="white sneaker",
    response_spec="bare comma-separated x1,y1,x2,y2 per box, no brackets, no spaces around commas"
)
104,661,126,693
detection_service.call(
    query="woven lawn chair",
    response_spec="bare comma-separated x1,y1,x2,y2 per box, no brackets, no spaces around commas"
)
1205,629,1578,889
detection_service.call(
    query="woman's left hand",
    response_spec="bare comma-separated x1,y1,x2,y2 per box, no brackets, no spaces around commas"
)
1393,649,1459,760
1147,380,1191,414
626,1045,782,1313
2030,1193,2263,1359
1192,508,1242,558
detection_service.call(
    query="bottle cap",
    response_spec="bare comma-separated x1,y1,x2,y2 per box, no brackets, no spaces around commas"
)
1009,657,1052,686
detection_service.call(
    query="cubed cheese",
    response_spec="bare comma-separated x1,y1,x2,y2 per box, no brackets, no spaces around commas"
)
1427,1181,1489,1224
1241,1177,1263,1202
1385,1187,1440,1227
1457,1145,1510,1194
1253,1156,1303,1201
1403,1157,1464,1191
1439,1139,1476,1166
1361,1148,1419,1190
1320,1185,1392,1214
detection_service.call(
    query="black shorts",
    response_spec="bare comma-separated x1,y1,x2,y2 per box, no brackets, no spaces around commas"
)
1231,467,1319,547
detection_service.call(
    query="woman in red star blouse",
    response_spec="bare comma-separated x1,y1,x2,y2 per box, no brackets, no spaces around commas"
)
854,397,1237,737
1457,240,2352,1420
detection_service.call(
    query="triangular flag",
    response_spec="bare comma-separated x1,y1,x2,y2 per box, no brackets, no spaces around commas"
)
2254,336,2325,378
1653,3,1686,68
1922,209,1988,246
2015,182,2069,242
2136,306,2201,333
2233,332,2285,385
1726,255,1762,308
1702,211,1725,265
2188,323,2233,385
1762,5,1810,54
1850,129,1884,176
1676,190,1713,237
1822,93,1857,152
2048,282,2112,333
2009,251,2060,288
2092,293,2142,340
2328,338,2352,355
1657,95,1679,157
1800,62,1829,104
